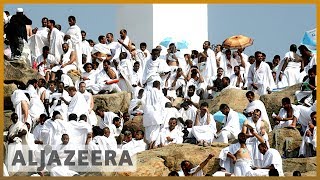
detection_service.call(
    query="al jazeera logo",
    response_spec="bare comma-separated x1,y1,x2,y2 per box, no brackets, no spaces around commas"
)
6,144,137,173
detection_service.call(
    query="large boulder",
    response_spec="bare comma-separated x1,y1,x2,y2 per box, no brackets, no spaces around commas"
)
123,115,144,133
4,83,18,110
204,89,255,114
283,157,317,174
110,143,228,176
260,84,301,127
268,127,302,158
4,60,42,85
93,92,131,113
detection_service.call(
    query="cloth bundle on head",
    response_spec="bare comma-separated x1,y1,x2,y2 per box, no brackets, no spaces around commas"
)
16,8,23,13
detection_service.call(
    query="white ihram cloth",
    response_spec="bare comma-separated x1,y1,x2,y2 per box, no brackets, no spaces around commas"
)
142,87,166,143
220,55,239,78
213,109,241,143
218,142,242,173
5,121,29,174
178,105,197,123
49,90,71,121
234,158,253,176
81,39,92,63
161,107,182,130
91,43,111,70
141,57,162,87
26,85,46,121
299,126,316,157
296,105,314,133
51,48,77,74
158,127,183,146
91,67,121,95
118,58,133,92
66,24,82,71
245,99,272,132
11,90,32,125
192,113,217,143
81,90,98,126
78,70,98,91
36,54,58,76
273,104,300,130
29,27,49,59
276,51,301,88
99,112,119,129
67,120,92,145
244,117,269,167
41,118,68,146
246,148,284,176
49,28,64,61
247,62,275,95
67,92,89,118
128,98,143,115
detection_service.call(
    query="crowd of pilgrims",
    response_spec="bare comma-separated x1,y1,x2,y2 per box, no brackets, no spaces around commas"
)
3,9,317,176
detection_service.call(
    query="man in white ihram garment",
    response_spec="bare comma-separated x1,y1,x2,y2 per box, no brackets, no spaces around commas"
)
115,52,133,92
47,19,63,62
247,51,275,95
191,102,217,146
157,118,183,147
51,43,77,75
91,35,113,71
142,48,164,88
80,30,92,63
276,44,303,88
298,112,316,158
65,16,82,72
78,82,98,126
246,143,284,176
201,41,217,82
91,59,122,95
244,91,272,132
61,86,89,118
5,113,29,175
161,102,182,130
219,49,239,78
242,109,270,168
273,97,299,129
29,17,49,60
11,89,32,125
141,80,168,150
213,104,241,143
95,106,119,130
178,153,214,176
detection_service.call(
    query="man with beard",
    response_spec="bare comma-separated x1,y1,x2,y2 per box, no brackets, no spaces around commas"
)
65,16,82,71
207,67,224,98
47,19,64,62
29,17,49,60
178,153,214,176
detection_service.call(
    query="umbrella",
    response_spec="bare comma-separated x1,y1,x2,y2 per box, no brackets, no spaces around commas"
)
159,37,189,50
213,111,246,126
222,35,253,49
301,28,316,51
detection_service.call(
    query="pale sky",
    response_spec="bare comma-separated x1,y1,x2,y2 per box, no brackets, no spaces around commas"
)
4,4,316,61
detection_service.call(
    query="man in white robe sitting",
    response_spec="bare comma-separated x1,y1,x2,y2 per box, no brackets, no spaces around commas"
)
213,104,241,143
246,143,284,176
91,35,112,71
192,102,217,147
133,130,147,154
51,43,77,75
109,117,122,138
298,112,316,158
242,109,269,168
141,80,167,149
128,88,144,118
36,46,58,81
95,106,119,130
161,102,182,130
91,59,121,95
49,81,71,121
158,118,183,147
244,91,272,132
179,101,197,124
78,82,98,126
273,97,299,129
230,66,246,90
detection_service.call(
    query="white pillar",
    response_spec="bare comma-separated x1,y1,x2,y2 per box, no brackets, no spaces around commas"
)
116,4,208,51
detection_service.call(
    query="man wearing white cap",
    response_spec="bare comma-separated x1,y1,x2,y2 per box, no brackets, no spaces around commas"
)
6,8,32,60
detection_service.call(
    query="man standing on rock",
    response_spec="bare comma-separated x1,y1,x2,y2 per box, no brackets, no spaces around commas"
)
142,80,169,149
178,153,214,176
